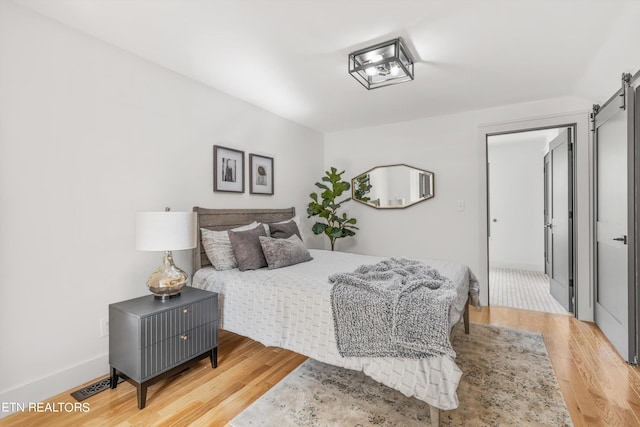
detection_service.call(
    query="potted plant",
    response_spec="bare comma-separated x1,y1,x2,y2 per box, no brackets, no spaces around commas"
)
307,167,358,251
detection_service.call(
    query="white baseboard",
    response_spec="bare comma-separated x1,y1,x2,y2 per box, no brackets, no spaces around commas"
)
0,354,109,419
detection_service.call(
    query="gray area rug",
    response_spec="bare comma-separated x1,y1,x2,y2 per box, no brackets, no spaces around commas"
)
230,323,572,426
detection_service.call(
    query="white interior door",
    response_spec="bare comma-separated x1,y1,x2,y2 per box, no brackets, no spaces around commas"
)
594,83,635,363
548,129,573,312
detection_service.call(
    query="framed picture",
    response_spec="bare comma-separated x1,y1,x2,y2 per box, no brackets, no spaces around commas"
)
249,154,274,195
213,145,244,193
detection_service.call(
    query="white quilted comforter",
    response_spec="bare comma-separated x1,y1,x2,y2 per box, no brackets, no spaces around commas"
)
191,249,474,410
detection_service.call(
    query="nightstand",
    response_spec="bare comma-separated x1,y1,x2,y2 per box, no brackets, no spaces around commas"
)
109,287,218,409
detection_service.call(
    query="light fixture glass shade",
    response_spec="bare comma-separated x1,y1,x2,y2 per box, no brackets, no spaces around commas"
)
348,37,414,90
136,211,197,298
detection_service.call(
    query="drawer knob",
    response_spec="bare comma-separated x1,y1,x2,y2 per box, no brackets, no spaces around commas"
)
181,335,188,341
183,308,188,314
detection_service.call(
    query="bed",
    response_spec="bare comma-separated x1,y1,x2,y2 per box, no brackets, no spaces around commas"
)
190,207,478,425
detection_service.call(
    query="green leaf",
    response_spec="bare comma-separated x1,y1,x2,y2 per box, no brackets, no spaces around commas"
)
312,223,328,235
328,227,343,238
315,182,329,191
332,183,345,196
321,189,334,201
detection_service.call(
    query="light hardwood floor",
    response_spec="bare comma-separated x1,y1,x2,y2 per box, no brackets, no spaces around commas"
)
2,306,639,426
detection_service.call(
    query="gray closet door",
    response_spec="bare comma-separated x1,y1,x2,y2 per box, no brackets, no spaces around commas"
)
594,83,636,364
544,153,552,276
548,129,573,312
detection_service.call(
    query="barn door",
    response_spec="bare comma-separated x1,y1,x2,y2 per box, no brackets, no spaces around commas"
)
593,74,637,364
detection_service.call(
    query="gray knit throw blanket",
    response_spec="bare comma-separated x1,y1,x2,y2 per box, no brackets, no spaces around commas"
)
329,258,457,359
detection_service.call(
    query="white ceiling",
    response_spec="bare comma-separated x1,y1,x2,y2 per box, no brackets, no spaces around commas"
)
12,0,640,132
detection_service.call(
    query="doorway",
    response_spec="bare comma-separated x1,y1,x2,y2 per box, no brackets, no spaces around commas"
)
487,127,575,314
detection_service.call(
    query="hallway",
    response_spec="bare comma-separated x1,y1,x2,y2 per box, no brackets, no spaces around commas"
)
490,267,568,314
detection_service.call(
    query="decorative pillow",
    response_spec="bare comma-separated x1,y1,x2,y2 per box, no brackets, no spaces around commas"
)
263,215,301,237
201,222,258,270
259,234,313,270
268,220,302,240
228,225,268,271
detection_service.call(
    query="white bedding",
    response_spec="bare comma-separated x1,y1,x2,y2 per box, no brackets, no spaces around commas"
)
191,249,475,410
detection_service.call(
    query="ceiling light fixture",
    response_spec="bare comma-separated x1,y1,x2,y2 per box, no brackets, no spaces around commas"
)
348,37,414,90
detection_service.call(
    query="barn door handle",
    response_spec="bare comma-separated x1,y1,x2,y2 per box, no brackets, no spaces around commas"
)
613,236,628,244
545,223,552,229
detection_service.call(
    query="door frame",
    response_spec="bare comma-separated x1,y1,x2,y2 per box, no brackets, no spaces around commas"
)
486,126,575,313
636,85,640,363
478,111,592,321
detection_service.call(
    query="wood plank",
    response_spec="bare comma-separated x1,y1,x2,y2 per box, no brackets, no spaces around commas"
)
4,308,640,426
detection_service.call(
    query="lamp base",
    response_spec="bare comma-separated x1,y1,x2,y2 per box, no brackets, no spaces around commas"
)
154,293,181,300
147,251,188,298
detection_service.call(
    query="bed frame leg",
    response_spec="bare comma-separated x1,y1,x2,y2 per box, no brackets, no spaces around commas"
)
430,405,440,426
463,296,470,334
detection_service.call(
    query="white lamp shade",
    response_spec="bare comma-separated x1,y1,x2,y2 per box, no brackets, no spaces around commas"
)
136,211,197,251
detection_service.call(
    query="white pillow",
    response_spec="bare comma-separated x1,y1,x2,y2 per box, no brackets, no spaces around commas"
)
201,222,258,270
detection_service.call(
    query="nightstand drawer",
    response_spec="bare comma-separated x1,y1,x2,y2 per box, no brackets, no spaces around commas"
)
140,321,217,381
140,297,217,347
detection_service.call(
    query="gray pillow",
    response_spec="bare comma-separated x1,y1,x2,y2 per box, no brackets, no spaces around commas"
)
201,222,258,270
268,220,302,240
259,234,313,270
228,225,267,271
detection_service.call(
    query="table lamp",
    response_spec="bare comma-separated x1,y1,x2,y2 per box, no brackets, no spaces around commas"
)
135,208,197,299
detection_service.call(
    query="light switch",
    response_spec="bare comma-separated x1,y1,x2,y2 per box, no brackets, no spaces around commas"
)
456,200,465,211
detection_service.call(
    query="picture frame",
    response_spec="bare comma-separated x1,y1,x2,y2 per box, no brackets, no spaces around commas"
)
213,145,245,193
249,154,274,195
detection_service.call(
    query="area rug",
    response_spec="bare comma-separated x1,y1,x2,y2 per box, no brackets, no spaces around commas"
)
230,323,572,426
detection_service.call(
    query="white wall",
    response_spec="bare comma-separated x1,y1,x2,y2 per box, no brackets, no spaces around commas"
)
488,137,547,272
0,1,323,412
324,97,592,317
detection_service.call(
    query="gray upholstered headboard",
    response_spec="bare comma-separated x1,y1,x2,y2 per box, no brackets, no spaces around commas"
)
192,206,296,271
